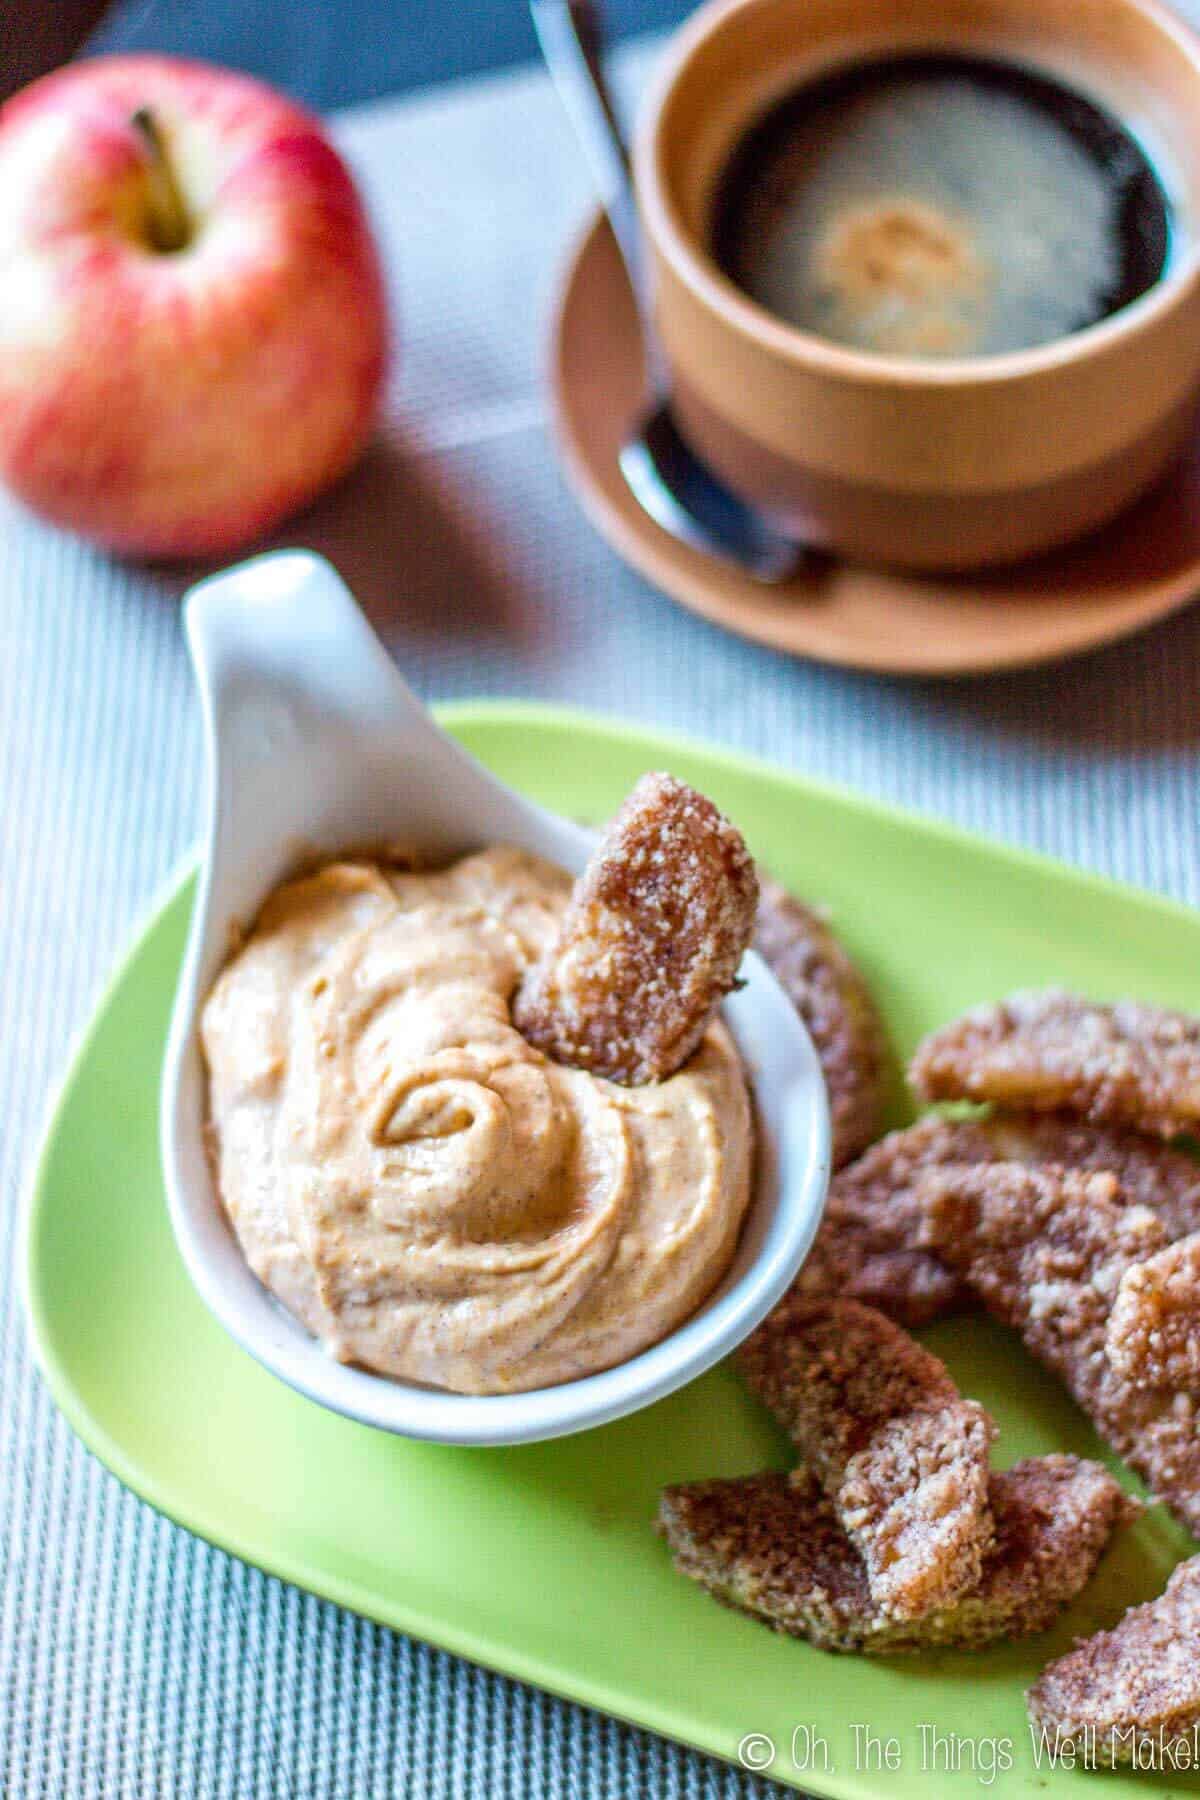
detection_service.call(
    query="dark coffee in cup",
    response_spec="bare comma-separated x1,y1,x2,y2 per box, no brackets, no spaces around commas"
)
710,53,1173,358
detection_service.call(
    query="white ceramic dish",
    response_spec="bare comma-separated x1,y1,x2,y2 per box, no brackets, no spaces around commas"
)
161,550,831,1444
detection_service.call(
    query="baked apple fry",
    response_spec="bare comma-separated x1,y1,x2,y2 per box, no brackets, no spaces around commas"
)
658,1456,1136,1654
737,1297,995,1620
513,772,758,1084
979,1112,1200,1240
1027,1556,1200,1765
795,1115,1017,1327
793,1110,1200,1330
754,880,887,1169
919,1164,1200,1535
910,989,1200,1138
1107,1231,1200,1390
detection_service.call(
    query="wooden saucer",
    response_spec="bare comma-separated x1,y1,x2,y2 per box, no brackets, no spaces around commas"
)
550,211,1200,675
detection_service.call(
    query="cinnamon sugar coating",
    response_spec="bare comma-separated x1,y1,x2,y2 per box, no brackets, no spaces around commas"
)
513,772,758,1085
737,1297,995,1620
911,989,1200,1138
919,1163,1200,1535
658,1456,1136,1654
1107,1231,1200,1390
1028,1556,1200,1763
980,1113,1200,1239
794,1116,1002,1325
793,1111,1200,1328
754,881,887,1169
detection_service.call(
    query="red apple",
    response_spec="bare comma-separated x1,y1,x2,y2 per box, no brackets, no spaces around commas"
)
0,55,389,557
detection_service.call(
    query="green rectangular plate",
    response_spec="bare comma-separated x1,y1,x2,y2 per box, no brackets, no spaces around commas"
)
23,703,1199,1797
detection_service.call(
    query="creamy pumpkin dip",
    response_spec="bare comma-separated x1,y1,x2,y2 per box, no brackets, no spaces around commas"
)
200,847,754,1393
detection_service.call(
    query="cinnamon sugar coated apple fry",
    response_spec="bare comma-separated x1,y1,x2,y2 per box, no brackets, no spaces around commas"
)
1107,1231,1200,1390
658,1456,1137,1654
793,1108,1200,1329
1027,1556,1200,1764
794,1112,1200,1329
737,1297,996,1620
979,1112,1200,1240
910,989,1200,1138
753,880,888,1169
794,1115,1007,1325
919,1163,1200,1536
512,772,758,1084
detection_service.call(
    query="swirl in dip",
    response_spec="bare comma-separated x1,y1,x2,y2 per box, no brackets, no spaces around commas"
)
200,847,754,1393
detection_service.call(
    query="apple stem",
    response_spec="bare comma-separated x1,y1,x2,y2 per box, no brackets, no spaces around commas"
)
131,107,191,253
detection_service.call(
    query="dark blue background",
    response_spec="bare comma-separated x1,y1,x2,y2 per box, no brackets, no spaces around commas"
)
92,1,691,109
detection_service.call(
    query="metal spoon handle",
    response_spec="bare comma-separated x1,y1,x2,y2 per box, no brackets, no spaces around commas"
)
530,0,652,332
532,0,807,582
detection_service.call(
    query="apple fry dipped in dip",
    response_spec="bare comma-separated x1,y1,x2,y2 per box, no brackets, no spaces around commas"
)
514,773,759,1084
200,778,757,1394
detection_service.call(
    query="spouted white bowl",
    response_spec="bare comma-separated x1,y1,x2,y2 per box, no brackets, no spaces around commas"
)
161,550,830,1444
